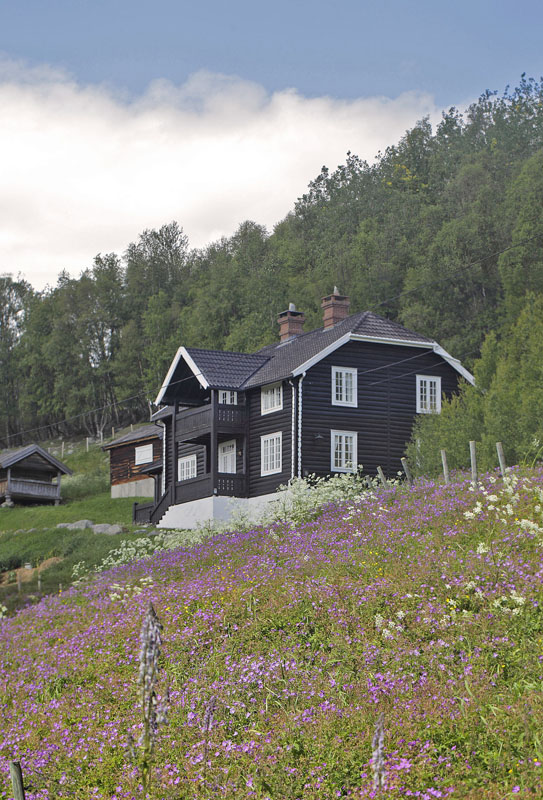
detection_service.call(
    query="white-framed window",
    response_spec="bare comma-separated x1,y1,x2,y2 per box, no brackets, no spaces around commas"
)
331,367,357,407
178,454,197,481
261,383,283,415
218,439,236,473
416,375,441,414
219,390,237,405
261,432,282,476
331,430,357,473
135,443,153,465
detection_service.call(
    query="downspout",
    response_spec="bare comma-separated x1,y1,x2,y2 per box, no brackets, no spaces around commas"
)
297,372,306,478
288,380,296,481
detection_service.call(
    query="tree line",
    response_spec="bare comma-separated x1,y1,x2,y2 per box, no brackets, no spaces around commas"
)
2,75,543,462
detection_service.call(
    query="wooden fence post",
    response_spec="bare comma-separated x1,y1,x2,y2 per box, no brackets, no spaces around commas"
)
86,437,89,452
37,573,42,593
440,449,450,485
496,442,506,477
9,761,26,799
112,426,115,439
376,466,388,488
17,572,22,594
401,457,413,487
469,441,478,485
61,440,65,458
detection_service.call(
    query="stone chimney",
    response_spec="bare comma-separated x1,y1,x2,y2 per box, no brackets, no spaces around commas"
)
321,287,351,329
278,302,305,342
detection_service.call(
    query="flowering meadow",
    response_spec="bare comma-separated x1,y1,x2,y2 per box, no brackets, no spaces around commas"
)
1,470,543,799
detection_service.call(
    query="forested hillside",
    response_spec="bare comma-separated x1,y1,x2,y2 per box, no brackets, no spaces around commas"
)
2,76,543,455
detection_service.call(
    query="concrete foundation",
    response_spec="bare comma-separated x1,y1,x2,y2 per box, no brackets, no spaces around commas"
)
111,478,155,499
157,490,285,530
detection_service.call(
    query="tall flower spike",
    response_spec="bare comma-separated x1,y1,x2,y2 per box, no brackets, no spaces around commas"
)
132,602,168,795
372,711,385,792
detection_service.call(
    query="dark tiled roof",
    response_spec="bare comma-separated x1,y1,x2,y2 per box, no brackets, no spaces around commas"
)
0,444,72,474
184,347,268,389
103,424,163,450
242,311,434,388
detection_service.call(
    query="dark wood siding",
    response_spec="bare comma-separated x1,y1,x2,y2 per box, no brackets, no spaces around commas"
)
247,381,293,497
109,436,163,486
301,341,461,478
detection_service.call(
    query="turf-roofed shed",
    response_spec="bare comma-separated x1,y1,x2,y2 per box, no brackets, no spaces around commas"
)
0,444,72,507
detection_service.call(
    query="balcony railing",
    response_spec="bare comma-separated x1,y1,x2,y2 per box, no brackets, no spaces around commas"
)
133,472,247,524
1,478,60,500
176,405,247,440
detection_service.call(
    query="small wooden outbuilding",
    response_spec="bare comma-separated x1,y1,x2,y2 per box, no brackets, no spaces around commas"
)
0,444,72,506
103,424,163,499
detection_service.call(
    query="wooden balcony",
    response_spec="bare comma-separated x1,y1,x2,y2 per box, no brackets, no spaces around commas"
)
176,405,247,441
0,477,60,503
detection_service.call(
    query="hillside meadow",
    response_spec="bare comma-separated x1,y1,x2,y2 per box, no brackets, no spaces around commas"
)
1,469,543,799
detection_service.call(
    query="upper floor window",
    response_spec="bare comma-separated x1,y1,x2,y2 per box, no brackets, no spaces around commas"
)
135,443,153,465
219,390,237,405
261,382,283,415
331,367,357,407
178,453,197,481
261,431,282,475
331,430,357,473
416,375,441,413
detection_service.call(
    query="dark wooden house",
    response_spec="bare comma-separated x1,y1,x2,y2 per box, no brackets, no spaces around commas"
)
134,291,473,528
0,444,72,506
103,424,163,499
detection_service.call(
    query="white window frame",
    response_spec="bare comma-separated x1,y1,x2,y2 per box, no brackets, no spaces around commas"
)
218,439,236,474
416,375,442,414
331,366,358,407
261,383,283,415
261,432,282,476
178,454,197,481
219,390,238,405
134,443,153,465
331,430,358,473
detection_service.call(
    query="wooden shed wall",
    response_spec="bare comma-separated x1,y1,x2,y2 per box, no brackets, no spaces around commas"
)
109,437,163,485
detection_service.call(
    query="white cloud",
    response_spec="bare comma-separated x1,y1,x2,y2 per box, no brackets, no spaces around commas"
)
0,58,441,288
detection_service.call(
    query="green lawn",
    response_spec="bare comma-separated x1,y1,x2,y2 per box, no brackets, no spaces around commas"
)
0,492,147,532
0,524,155,613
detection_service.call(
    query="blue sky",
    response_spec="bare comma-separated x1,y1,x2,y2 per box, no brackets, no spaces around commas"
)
0,0,541,287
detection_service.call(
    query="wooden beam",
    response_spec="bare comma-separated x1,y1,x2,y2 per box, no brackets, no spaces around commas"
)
211,390,218,495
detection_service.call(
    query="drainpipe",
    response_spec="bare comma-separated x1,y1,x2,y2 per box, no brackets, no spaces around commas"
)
288,380,296,481
297,372,306,478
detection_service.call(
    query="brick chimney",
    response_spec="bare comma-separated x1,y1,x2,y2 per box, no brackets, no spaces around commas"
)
278,303,305,342
321,287,350,328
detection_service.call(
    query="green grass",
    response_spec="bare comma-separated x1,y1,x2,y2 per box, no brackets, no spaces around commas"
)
0,436,157,613
0,491,146,532
0,525,154,613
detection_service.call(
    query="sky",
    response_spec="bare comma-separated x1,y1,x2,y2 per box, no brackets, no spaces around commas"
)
0,0,541,289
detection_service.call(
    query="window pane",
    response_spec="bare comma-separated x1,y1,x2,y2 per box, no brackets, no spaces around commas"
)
345,372,353,404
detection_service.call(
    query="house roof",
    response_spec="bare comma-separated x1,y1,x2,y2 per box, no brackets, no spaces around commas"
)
243,310,436,387
103,424,163,450
184,347,267,389
155,310,474,404
0,444,72,474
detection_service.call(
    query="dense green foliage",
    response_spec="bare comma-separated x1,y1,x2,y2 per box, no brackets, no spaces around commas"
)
2,77,543,458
